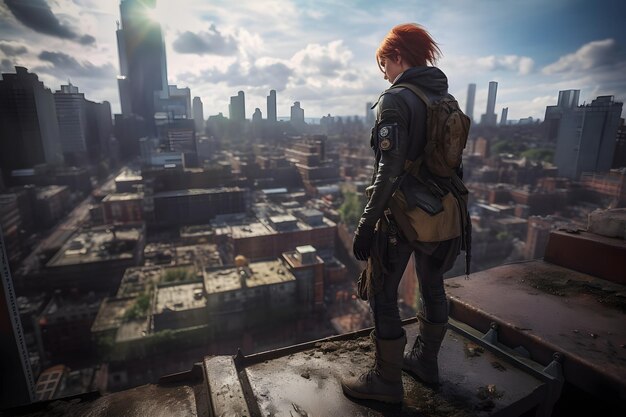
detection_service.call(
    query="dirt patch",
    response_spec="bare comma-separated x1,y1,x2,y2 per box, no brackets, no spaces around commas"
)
521,272,626,313
463,342,484,358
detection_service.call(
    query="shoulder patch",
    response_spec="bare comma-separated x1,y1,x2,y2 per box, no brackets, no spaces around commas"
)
377,124,396,151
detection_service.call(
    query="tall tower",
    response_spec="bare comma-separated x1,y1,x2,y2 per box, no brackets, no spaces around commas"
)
117,0,168,131
290,101,305,124
0,67,63,185
229,91,245,121
480,81,498,126
500,107,508,126
267,90,277,122
54,83,89,166
553,95,623,179
466,83,476,122
193,96,204,132
365,102,375,125
544,89,580,142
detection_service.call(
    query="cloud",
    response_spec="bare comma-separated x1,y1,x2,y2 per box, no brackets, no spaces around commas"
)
1,58,13,72
475,55,535,75
172,24,237,55
3,0,95,44
0,41,27,56
542,39,621,74
36,50,115,79
181,59,293,91
291,40,353,77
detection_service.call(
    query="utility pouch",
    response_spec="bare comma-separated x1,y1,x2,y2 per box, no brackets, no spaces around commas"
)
400,174,444,215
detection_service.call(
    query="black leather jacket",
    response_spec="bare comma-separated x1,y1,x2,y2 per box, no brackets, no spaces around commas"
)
358,66,449,229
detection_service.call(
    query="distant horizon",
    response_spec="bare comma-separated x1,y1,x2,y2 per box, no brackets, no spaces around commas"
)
1,0,624,121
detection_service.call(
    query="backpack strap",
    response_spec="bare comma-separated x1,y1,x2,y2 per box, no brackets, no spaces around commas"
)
391,83,431,106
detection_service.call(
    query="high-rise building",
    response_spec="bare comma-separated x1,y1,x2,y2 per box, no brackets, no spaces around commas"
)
466,83,476,122
193,96,204,132
116,0,169,131
267,90,277,122
480,81,498,126
291,101,305,124
500,107,508,126
229,91,245,121
252,108,263,122
544,89,580,142
612,119,626,169
161,85,191,118
365,102,375,125
553,95,623,179
54,83,89,165
0,67,63,185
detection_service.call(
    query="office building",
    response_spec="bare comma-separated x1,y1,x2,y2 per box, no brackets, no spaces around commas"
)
544,89,580,142
116,0,169,130
480,81,498,126
0,67,63,185
553,95,623,179
193,96,204,132
267,90,277,122
466,83,476,122
290,101,305,124
54,84,89,165
229,91,245,121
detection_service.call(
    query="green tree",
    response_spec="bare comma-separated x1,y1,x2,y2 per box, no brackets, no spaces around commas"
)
339,191,366,229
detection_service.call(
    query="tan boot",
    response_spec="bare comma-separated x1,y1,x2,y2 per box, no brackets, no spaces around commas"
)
403,317,447,385
341,330,406,404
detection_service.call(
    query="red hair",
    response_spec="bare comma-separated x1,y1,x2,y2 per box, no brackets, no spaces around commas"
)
376,23,442,72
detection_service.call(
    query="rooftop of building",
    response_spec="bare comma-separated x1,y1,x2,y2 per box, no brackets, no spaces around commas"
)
155,282,206,314
91,296,137,333
40,293,102,322
115,170,143,182
35,185,68,199
153,187,244,199
117,266,163,297
203,260,295,294
46,225,143,268
102,192,143,202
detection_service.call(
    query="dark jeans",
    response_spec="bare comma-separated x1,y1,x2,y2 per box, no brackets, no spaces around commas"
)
370,235,450,340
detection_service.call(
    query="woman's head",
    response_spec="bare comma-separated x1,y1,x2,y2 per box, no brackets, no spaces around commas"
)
376,23,441,79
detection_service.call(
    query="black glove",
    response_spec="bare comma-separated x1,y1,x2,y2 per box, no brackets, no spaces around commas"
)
353,222,376,261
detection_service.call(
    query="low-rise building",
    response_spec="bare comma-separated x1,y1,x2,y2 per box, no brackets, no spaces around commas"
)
43,224,145,293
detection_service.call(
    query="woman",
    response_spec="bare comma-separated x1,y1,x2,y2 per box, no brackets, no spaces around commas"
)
342,23,463,404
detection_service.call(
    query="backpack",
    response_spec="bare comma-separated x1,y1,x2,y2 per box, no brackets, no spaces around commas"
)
387,83,472,276
392,83,470,177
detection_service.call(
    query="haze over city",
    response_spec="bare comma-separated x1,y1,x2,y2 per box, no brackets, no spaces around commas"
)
1,0,625,120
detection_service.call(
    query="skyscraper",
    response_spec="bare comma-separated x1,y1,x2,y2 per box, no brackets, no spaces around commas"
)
116,0,168,131
480,81,498,126
54,83,89,166
267,90,277,122
0,67,63,184
500,107,508,126
553,95,623,179
229,91,245,121
252,108,263,122
466,83,476,122
291,101,305,124
544,89,580,142
193,96,204,132
365,102,375,125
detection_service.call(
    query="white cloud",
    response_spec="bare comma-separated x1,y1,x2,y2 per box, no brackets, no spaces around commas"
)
542,39,621,74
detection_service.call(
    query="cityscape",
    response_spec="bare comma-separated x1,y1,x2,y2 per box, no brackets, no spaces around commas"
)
0,0,624,416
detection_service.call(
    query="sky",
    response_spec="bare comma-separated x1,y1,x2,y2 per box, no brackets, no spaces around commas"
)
0,0,625,122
